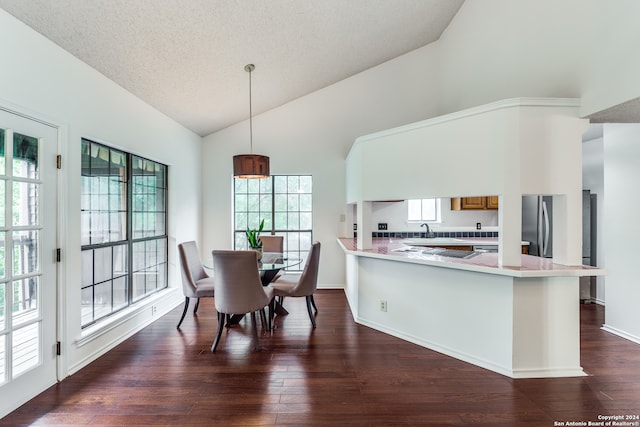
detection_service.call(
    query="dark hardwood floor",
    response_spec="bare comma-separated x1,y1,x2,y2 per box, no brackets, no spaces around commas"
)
2,290,640,426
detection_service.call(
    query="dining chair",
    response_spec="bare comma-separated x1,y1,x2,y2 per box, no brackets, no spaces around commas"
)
211,250,275,352
177,241,215,328
260,235,283,253
270,241,321,328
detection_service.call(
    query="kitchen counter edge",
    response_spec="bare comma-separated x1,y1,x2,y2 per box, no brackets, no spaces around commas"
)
337,237,605,278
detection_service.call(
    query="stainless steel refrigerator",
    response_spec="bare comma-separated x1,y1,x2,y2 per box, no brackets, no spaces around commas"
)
522,195,554,258
521,192,596,301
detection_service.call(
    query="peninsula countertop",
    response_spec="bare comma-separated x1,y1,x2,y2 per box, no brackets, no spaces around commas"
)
337,237,604,278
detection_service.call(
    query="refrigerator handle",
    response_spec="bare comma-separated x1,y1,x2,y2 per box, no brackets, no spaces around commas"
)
542,200,550,257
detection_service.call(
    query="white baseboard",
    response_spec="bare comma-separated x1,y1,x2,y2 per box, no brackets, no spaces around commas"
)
601,324,640,345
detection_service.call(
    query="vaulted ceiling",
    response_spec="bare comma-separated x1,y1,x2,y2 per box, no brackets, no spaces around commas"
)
0,0,464,136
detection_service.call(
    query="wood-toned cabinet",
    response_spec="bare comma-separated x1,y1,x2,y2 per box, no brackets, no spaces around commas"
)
450,196,499,210
486,196,499,209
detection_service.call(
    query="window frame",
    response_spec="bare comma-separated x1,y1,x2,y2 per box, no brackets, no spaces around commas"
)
80,138,168,328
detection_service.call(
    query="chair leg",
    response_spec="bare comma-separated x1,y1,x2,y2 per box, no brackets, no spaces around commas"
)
211,312,225,352
250,312,260,350
310,294,318,313
259,308,268,331
305,296,317,328
193,298,200,314
269,297,276,330
176,297,190,328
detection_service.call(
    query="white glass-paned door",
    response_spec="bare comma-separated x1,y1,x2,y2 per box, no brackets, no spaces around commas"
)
0,109,58,418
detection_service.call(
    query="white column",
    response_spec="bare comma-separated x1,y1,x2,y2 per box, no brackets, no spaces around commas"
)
498,194,522,267
356,200,372,250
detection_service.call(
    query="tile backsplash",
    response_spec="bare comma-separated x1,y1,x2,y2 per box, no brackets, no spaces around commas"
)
372,231,498,238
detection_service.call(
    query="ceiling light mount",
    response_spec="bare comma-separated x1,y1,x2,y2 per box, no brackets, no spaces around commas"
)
233,63,270,179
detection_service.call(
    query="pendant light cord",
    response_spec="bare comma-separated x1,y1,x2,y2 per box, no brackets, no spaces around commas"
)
246,64,254,154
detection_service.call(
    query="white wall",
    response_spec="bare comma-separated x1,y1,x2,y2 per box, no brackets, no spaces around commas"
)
201,43,442,287
602,124,640,343
582,135,605,304
0,9,202,378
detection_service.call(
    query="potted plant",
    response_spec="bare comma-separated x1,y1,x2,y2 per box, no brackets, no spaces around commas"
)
246,219,264,260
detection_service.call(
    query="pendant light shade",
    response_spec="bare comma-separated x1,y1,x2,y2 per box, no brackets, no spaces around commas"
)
233,64,270,179
233,154,270,178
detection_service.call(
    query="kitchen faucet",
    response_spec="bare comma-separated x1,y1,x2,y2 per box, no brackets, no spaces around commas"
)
421,223,433,238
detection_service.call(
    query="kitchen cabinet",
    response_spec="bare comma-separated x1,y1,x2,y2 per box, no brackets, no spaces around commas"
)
486,196,499,209
450,196,499,210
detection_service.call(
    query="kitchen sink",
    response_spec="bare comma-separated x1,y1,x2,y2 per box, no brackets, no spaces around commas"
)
434,249,478,259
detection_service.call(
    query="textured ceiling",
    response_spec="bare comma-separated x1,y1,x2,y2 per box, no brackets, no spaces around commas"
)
0,0,464,136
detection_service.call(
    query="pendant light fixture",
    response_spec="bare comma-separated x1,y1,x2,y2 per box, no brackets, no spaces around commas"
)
233,64,270,179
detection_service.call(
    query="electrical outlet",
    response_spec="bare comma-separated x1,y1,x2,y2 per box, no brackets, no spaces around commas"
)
152,305,157,315
476,222,481,230
353,223,357,231
378,223,388,230
380,300,387,312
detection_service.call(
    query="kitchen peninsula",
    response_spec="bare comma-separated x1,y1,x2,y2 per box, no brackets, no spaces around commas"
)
342,98,605,378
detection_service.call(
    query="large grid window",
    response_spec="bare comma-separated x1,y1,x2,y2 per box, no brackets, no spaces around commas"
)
234,175,312,270
81,139,167,327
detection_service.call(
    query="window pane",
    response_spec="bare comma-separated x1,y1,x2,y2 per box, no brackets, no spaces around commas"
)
12,182,39,227
287,212,299,230
12,230,39,276
287,194,299,211
81,286,93,325
81,250,93,287
113,277,128,311
12,322,39,377
287,176,300,193
13,133,39,179
93,247,112,284
12,277,39,327
274,194,287,211
0,282,5,331
274,176,287,193
0,233,5,278
0,181,4,227
259,194,272,212
234,178,247,193
407,199,421,221
300,212,312,230
247,179,260,193
247,194,259,211
113,244,128,277
274,212,287,230
422,199,436,221
93,280,113,320
300,194,312,211
0,334,4,385
299,176,312,193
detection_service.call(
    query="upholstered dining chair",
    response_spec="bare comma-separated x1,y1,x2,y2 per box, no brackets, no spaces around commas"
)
177,241,215,328
260,235,284,253
210,250,275,352
270,241,321,328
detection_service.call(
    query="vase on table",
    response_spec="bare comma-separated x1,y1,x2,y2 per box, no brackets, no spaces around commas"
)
251,246,263,261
